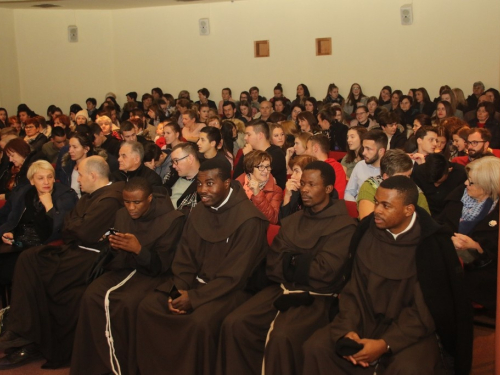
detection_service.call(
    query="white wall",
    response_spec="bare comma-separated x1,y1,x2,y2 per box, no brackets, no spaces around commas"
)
0,9,21,115
3,0,500,115
13,9,115,115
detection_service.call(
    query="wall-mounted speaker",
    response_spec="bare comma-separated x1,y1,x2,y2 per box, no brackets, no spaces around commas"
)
400,4,413,25
199,18,210,36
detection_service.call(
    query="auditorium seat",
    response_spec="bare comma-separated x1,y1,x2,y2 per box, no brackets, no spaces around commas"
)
328,151,347,162
267,224,280,245
491,149,500,158
344,201,359,219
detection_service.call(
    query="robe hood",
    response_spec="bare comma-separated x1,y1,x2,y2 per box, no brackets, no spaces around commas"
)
358,219,421,280
190,181,268,242
279,199,357,248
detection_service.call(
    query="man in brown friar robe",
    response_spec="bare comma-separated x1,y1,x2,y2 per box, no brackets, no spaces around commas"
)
70,177,185,375
303,176,473,375
0,156,125,369
136,158,269,375
217,161,357,375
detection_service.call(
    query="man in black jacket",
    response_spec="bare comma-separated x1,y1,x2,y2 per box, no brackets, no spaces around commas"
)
303,176,472,375
113,141,162,188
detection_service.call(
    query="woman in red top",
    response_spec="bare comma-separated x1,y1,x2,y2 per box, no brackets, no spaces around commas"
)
236,150,283,224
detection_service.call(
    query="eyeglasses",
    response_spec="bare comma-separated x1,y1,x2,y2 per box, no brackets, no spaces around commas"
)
254,164,272,172
467,177,475,186
466,140,486,147
24,125,36,129
355,112,367,116
172,155,189,165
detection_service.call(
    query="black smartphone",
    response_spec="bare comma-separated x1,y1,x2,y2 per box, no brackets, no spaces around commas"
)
169,284,182,300
109,228,120,236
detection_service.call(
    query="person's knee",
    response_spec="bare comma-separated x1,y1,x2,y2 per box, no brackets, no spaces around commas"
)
220,311,246,337
303,328,334,358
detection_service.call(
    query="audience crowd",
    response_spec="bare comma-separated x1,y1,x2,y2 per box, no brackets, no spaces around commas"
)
0,80,497,374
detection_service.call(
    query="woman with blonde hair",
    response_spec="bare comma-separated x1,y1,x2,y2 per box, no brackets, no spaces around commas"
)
0,160,78,283
437,156,500,314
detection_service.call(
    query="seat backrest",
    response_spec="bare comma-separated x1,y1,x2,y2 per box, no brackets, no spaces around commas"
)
344,200,359,219
267,224,280,245
328,151,347,161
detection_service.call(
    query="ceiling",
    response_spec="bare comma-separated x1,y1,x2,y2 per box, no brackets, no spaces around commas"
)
0,0,235,10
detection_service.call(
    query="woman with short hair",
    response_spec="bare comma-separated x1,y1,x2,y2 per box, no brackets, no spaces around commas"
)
437,156,500,314
0,160,78,283
236,150,283,224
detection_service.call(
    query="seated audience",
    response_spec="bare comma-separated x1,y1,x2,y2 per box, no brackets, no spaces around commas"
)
24,117,48,153
304,134,347,198
410,126,438,165
451,125,470,159
113,141,162,187
437,156,500,315
452,128,495,166
0,156,124,369
303,176,472,375
434,125,452,160
219,161,357,375
279,154,317,221
379,111,406,150
56,133,98,197
357,150,430,219
70,177,185,375
136,159,268,375
467,102,500,148
197,126,231,168
234,120,287,190
1,138,41,200
269,123,286,152
163,142,200,214
40,126,67,164
89,123,120,157
181,109,205,142
341,126,367,179
96,115,120,140
0,161,78,284
317,109,348,151
345,130,387,202
285,131,311,174
412,153,467,217
404,113,431,153
349,105,378,129
236,150,283,224
297,111,321,134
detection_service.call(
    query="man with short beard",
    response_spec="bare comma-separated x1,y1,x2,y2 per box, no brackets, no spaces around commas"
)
452,128,495,166
303,176,472,375
345,130,387,202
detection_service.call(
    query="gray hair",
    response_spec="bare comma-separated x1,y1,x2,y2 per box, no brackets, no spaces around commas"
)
84,155,110,179
473,81,485,90
121,141,144,162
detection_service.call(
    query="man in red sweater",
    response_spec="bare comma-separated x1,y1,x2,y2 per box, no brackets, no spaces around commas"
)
305,134,347,198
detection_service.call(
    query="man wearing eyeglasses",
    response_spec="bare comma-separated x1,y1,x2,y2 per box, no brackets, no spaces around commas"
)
452,128,494,166
163,142,201,214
